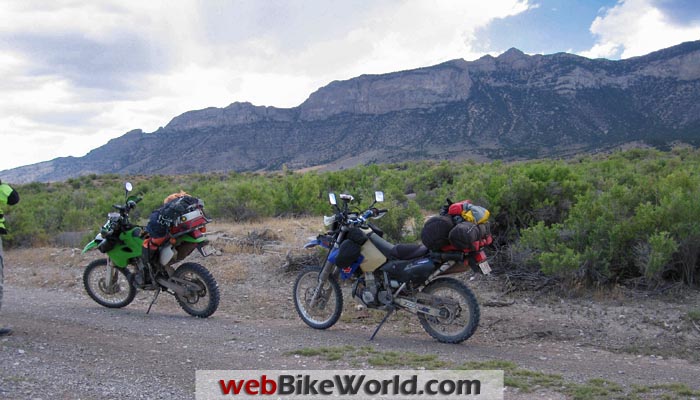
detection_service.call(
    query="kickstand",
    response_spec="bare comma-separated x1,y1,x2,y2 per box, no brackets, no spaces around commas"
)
146,287,161,314
369,306,395,341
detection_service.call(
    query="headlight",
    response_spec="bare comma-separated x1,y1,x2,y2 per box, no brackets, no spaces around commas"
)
323,215,336,227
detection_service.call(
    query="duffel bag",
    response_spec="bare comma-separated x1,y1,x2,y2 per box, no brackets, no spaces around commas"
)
448,221,481,251
421,215,454,251
448,200,490,224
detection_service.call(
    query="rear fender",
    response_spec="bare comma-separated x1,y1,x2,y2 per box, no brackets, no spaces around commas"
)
180,233,208,244
172,231,213,259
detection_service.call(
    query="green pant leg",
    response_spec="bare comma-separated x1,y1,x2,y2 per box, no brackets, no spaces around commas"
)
0,236,4,312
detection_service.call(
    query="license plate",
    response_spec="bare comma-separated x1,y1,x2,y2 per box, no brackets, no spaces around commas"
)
479,261,492,275
199,244,215,257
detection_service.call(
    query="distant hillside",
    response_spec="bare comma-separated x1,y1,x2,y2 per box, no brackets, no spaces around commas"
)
4,40,700,183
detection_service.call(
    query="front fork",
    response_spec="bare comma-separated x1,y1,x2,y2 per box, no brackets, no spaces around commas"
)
101,258,119,294
308,231,344,308
309,258,338,308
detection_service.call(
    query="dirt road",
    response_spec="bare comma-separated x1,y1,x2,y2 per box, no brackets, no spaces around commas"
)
1,220,699,399
1,284,699,400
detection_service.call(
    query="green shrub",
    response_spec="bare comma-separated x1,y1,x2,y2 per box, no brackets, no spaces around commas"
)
5,148,700,288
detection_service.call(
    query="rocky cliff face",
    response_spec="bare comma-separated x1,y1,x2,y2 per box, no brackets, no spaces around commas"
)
298,61,474,119
4,40,700,183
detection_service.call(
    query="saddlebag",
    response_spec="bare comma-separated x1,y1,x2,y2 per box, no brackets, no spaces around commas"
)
335,240,362,268
147,195,205,238
171,208,207,234
146,209,168,238
335,228,367,268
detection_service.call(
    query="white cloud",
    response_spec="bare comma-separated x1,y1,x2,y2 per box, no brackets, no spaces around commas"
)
580,0,700,59
0,0,535,172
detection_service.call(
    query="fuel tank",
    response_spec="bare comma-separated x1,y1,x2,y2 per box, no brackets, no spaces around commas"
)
359,228,387,272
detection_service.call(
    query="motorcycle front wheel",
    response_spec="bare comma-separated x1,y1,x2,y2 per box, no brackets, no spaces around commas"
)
172,262,220,318
293,265,343,329
417,277,480,344
83,259,136,308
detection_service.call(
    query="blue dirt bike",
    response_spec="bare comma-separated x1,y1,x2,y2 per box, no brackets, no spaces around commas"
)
293,192,490,343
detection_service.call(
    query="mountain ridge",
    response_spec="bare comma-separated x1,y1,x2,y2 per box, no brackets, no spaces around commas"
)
3,40,700,183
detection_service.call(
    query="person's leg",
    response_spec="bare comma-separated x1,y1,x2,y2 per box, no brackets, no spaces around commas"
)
0,236,3,311
0,237,11,336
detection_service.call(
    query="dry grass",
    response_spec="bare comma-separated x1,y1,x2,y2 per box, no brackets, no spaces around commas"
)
3,217,322,292
4,247,100,290
6,216,700,363
184,217,324,318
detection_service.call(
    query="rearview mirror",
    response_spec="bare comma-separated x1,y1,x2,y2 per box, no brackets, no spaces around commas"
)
374,191,384,203
328,193,337,205
125,182,133,192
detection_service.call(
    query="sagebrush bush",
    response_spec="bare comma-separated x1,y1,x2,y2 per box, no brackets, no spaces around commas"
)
4,148,699,288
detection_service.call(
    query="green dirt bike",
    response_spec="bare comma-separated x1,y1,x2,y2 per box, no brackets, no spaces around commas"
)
81,182,220,317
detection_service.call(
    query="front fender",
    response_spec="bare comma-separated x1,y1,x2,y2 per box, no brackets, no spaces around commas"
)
304,235,333,249
303,239,321,249
81,233,104,254
81,239,101,254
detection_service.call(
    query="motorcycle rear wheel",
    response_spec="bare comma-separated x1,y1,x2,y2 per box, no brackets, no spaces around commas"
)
172,262,220,318
293,266,343,329
83,259,136,308
417,277,480,344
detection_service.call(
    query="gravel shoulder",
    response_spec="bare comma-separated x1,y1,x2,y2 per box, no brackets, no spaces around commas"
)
1,220,699,399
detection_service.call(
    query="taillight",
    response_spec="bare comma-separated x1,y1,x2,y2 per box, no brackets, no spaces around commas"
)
474,251,487,263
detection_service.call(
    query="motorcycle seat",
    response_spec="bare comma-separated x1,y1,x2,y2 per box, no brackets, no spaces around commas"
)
389,244,429,260
367,233,430,260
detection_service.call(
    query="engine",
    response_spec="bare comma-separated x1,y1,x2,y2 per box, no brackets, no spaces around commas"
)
353,272,393,307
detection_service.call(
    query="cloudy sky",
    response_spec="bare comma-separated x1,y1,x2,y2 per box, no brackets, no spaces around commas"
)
1,0,699,172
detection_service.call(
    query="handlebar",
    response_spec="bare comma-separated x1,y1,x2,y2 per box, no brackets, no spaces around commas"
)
112,196,142,213
343,207,389,227
328,192,389,228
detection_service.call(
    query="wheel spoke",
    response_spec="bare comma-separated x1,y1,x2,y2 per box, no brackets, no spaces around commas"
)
173,263,219,318
293,266,342,330
83,259,136,309
417,279,480,344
